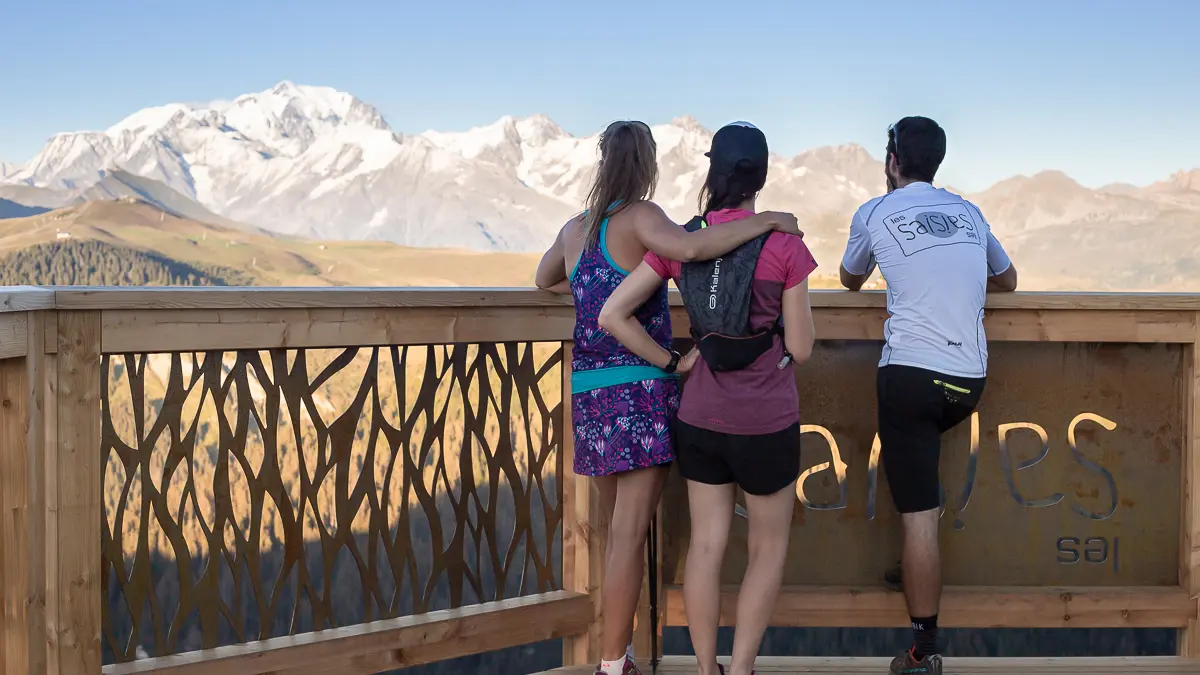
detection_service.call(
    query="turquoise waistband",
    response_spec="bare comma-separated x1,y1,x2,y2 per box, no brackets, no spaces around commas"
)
571,364,678,394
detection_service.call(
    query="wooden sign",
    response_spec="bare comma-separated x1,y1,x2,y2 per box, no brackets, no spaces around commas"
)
660,340,1184,587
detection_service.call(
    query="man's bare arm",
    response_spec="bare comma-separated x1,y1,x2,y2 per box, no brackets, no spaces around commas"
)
987,263,1018,292
840,264,869,292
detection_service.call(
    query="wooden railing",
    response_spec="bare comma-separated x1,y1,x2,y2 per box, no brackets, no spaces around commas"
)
0,286,1198,674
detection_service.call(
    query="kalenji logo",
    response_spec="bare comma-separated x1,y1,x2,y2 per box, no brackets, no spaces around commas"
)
708,258,722,310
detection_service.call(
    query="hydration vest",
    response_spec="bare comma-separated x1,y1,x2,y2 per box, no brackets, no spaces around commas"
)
676,215,788,372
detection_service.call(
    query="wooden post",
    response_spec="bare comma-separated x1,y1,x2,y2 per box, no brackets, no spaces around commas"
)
0,311,47,675
632,505,664,667
1180,321,1200,657
561,342,608,667
47,311,102,675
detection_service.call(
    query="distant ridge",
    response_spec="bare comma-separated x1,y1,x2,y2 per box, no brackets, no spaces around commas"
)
0,197,49,219
0,81,1197,291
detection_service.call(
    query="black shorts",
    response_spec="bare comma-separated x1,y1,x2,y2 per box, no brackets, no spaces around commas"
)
877,364,985,514
674,420,801,496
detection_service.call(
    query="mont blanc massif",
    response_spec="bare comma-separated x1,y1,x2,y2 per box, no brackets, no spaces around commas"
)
3,81,1199,290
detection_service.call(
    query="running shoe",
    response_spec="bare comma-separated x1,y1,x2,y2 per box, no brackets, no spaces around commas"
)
592,659,642,675
889,647,942,675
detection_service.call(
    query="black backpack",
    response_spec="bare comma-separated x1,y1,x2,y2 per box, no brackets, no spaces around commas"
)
676,215,789,372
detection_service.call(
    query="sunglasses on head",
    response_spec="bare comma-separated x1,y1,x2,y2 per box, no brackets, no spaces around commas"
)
887,122,902,159
606,120,651,135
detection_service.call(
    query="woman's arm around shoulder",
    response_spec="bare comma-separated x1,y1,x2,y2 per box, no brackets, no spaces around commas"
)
629,201,804,262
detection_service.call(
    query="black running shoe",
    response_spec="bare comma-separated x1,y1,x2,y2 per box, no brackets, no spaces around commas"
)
889,647,942,674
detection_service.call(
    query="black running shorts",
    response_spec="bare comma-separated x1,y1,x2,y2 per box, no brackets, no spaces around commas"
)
674,420,801,496
877,364,985,514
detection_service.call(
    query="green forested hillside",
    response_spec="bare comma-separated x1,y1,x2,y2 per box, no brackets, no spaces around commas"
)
0,239,255,286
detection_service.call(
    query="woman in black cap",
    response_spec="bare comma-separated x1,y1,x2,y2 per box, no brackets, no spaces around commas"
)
600,121,818,675
536,120,802,675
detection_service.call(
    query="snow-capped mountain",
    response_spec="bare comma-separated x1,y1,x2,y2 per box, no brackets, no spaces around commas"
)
0,82,884,253
416,112,884,228
5,80,1198,268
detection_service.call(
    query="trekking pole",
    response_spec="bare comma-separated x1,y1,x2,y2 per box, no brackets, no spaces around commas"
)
648,514,660,674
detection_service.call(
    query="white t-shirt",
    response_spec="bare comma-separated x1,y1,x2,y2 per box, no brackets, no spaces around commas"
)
841,182,1012,378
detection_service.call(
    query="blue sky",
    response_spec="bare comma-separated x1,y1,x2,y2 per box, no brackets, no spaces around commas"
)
1,0,1196,192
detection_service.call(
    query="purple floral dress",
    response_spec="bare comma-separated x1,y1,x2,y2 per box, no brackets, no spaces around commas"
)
570,215,679,477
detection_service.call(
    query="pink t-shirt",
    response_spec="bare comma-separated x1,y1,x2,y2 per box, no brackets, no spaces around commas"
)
644,209,818,435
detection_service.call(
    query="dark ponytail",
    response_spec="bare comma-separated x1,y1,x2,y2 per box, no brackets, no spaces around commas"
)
697,158,767,215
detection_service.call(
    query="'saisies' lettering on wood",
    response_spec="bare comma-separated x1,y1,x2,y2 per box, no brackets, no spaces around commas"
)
793,411,1120,528
795,424,848,511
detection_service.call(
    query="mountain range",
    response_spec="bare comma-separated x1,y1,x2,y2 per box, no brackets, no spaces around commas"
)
2,81,1199,290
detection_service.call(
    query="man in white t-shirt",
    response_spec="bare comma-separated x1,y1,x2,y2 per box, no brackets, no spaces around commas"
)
839,116,1017,675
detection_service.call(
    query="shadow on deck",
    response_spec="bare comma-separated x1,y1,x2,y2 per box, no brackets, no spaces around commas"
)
538,655,1200,674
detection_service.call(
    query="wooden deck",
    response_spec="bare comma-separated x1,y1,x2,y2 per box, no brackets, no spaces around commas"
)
5,288,1200,674
537,655,1200,674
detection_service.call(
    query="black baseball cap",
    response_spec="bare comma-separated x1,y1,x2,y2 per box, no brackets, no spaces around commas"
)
705,121,768,174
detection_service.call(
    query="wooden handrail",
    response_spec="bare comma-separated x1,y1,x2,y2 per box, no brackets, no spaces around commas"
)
0,285,1199,312
0,285,55,313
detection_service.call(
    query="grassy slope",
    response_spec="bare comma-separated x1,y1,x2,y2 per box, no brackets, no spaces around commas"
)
0,198,547,287
0,198,847,288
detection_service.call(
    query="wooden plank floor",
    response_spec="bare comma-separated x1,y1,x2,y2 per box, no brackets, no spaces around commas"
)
537,655,1200,674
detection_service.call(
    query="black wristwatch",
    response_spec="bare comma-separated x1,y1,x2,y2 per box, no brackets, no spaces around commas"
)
663,349,682,374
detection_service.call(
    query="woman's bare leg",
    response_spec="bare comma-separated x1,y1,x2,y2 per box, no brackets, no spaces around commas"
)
728,481,796,675
683,480,736,675
600,465,671,662
595,473,619,551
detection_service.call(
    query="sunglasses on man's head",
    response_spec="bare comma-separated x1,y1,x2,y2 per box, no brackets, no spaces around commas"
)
887,122,902,156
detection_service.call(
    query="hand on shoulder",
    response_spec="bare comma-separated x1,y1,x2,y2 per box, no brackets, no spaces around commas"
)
761,211,803,238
